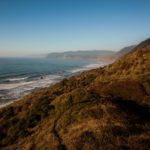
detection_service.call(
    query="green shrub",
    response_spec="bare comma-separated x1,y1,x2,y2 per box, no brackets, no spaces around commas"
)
2,107,14,119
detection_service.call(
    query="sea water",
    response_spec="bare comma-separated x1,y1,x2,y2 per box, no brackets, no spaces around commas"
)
0,57,104,106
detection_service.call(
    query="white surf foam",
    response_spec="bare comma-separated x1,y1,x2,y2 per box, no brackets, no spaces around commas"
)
0,81,34,90
0,75,62,90
0,75,63,105
7,77,28,82
70,62,105,73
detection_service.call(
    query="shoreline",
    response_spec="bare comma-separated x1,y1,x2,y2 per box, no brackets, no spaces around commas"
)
0,61,108,109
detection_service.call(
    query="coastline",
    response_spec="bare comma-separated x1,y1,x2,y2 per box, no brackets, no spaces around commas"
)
0,61,108,109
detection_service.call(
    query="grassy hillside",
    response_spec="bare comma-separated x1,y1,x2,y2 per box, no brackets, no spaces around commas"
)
0,39,150,150
112,45,136,59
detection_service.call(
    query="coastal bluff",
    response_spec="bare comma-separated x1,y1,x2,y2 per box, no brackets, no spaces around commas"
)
0,39,150,150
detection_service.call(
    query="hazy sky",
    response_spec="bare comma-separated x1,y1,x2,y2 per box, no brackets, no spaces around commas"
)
0,0,150,57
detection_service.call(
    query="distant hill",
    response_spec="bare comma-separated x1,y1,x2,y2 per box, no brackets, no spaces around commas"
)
113,45,136,59
46,50,115,60
0,39,150,150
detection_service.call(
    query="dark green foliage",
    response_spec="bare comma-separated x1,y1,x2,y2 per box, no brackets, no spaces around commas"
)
26,114,41,128
0,131,6,140
25,96,55,128
2,107,14,119
0,96,55,147
112,98,150,123
75,131,100,150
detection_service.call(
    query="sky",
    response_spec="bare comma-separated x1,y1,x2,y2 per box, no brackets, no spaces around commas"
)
0,0,150,57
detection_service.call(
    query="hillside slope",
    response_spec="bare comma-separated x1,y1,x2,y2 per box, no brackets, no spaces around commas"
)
0,39,150,150
113,45,136,59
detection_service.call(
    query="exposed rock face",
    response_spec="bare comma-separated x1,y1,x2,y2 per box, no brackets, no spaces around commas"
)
0,39,150,150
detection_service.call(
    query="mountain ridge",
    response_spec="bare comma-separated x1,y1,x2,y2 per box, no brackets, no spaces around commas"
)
46,50,115,61
113,45,136,59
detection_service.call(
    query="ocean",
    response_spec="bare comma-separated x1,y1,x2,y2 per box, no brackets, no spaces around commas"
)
0,57,103,106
